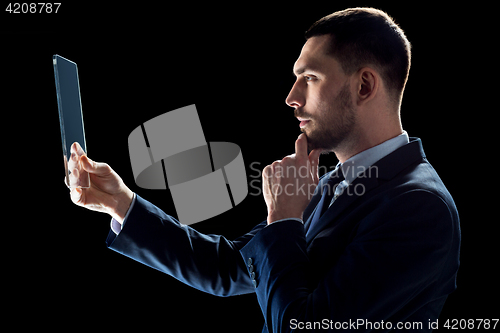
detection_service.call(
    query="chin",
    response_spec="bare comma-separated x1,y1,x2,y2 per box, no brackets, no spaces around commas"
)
302,131,324,153
303,129,340,154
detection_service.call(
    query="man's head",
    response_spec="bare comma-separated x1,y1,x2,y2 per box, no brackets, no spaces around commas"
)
286,8,411,159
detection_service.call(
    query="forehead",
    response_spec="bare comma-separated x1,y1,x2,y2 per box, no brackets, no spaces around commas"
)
293,35,342,76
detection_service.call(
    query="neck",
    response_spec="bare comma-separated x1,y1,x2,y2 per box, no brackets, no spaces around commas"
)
334,118,403,163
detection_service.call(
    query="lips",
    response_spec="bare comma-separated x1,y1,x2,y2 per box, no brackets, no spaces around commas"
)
297,117,311,128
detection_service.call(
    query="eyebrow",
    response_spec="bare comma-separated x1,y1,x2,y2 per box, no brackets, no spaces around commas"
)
293,64,322,77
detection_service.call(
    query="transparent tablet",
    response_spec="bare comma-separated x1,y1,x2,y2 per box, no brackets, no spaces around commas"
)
53,54,90,188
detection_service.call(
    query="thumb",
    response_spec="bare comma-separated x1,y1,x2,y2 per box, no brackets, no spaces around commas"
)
308,149,322,184
80,155,109,175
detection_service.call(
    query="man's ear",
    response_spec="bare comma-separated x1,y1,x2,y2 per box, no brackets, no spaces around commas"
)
356,67,379,105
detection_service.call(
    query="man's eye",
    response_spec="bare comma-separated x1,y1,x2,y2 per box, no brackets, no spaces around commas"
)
304,75,315,82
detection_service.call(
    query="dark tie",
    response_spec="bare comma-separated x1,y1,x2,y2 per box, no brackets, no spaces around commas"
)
305,167,345,237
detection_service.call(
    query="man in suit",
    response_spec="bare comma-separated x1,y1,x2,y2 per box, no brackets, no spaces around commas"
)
68,8,460,332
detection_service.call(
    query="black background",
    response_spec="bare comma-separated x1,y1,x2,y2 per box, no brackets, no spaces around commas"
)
2,2,497,331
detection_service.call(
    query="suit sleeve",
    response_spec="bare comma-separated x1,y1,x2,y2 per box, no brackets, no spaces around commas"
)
239,190,459,332
106,194,266,297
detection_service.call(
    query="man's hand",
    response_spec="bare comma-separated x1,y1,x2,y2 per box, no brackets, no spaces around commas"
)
67,142,134,224
262,134,322,224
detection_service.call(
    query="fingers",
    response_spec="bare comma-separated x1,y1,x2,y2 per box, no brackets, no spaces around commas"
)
308,149,322,184
70,142,85,155
295,134,308,159
68,166,80,187
80,155,94,172
295,134,323,183
68,142,110,176
308,149,322,164
67,145,110,191
80,155,111,176
70,187,84,206
263,164,272,178
68,142,85,171
68,151,78,171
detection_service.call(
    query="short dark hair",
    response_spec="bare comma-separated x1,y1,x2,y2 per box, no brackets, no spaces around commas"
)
305,8,411,103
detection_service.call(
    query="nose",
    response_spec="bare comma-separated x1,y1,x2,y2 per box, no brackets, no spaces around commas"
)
285,80,305,109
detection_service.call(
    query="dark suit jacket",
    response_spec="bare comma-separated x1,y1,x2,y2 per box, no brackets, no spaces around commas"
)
106,137,460,332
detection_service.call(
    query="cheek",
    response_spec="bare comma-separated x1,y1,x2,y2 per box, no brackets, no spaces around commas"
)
305,85,328,112
313,86,337,117
318,83,338,104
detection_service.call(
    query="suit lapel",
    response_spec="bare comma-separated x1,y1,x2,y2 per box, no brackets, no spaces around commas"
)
305,174,380,244
304,137,425,245
303,172,334,232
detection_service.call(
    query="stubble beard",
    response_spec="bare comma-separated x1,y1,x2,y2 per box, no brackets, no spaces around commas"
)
296,83,357,153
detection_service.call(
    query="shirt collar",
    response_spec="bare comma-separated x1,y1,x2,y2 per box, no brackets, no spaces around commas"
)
339,131,409,185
